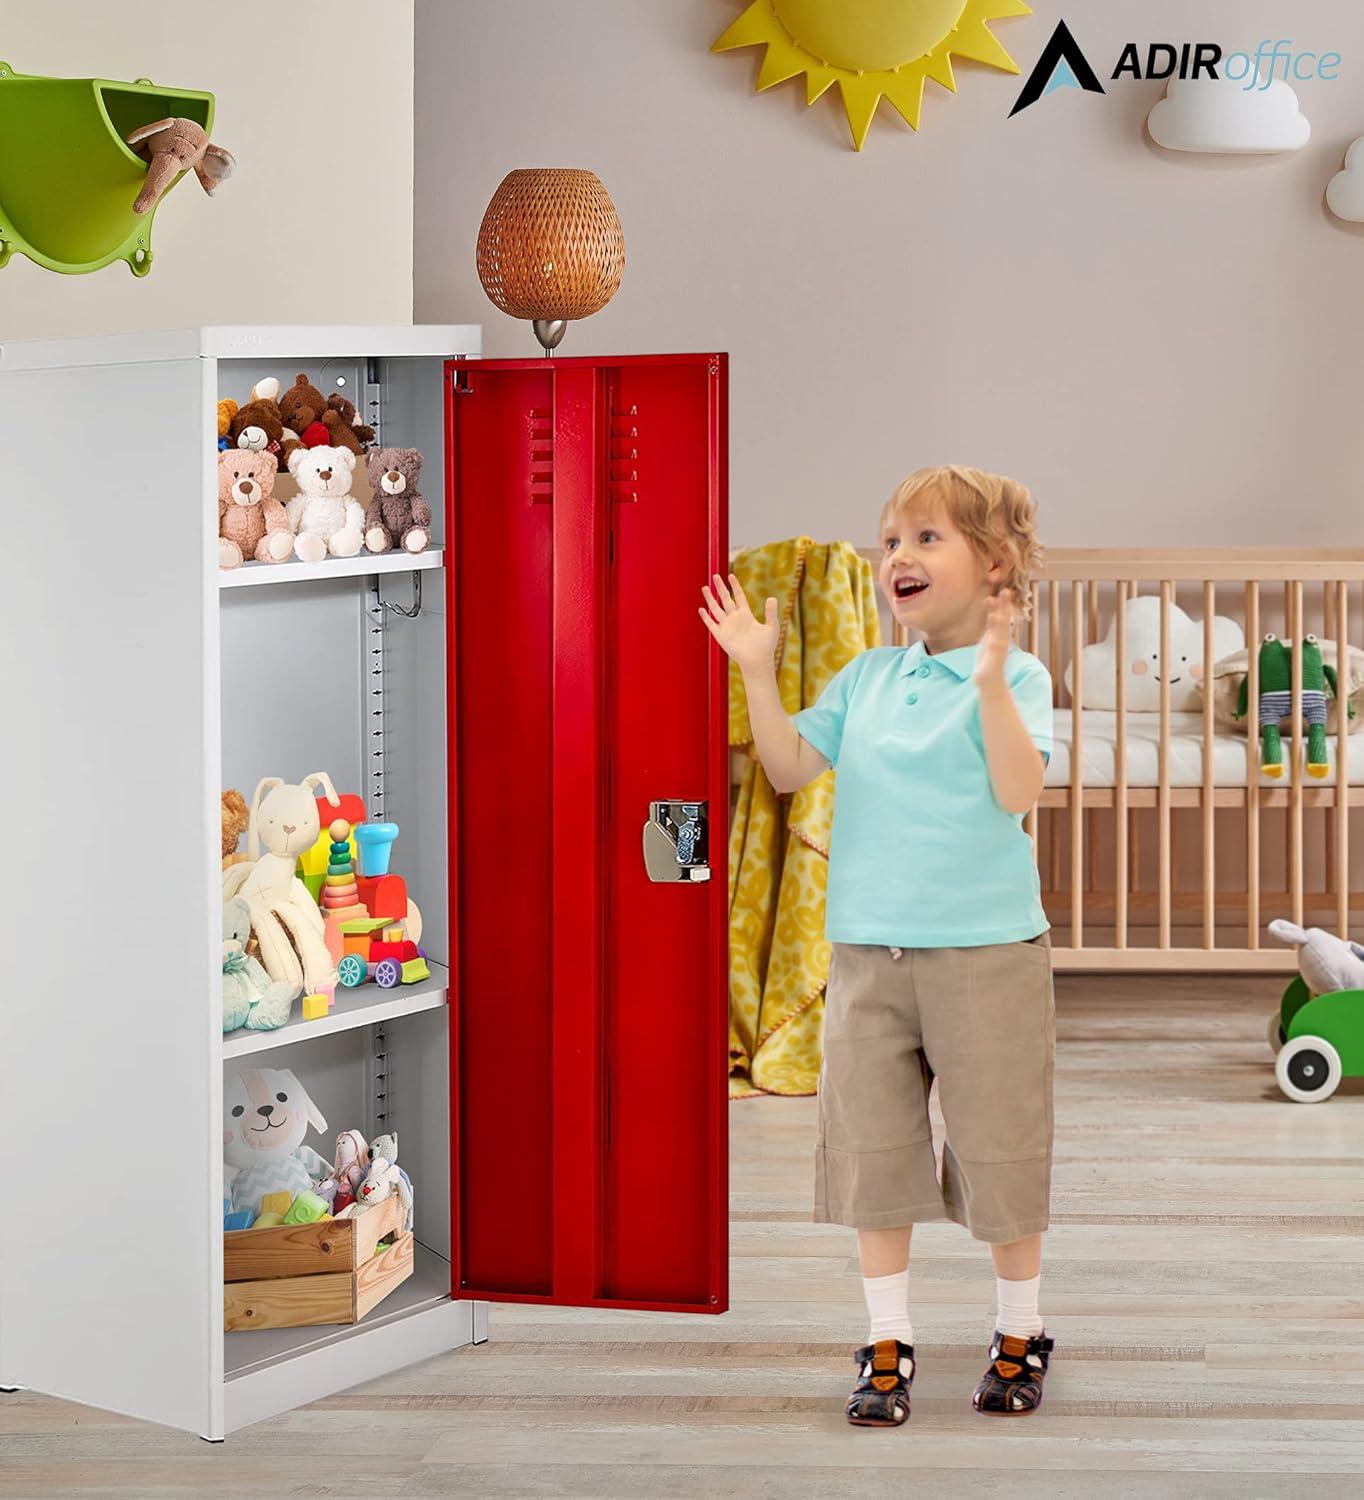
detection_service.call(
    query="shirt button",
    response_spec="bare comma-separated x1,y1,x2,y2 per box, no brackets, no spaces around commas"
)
917,665,931,678
907,691,919,705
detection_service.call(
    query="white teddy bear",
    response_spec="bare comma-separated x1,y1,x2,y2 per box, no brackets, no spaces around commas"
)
286,445,365,563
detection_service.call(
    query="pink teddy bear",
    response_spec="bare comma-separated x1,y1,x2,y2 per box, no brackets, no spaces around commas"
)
218,450,292,570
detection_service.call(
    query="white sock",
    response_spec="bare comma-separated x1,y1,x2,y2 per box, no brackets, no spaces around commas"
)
862,1269,913,1346
994,1273,1044,1338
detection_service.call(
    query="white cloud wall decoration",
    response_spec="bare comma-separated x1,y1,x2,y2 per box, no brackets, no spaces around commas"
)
1147,73,1310,154
1327,138,1364,221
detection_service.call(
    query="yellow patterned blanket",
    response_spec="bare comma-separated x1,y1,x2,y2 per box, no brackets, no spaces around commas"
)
727,537,881,1097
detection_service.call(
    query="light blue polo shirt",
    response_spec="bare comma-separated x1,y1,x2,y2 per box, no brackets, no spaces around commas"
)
791,641,1053,948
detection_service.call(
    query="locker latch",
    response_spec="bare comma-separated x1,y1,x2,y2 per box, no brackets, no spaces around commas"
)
642,800,710,883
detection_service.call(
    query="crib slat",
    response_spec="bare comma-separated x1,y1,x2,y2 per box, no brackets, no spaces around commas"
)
1158,581,1172,948
1246,583,1260,947
1203,579,1216,949
1115,579,1128,949
1290,581,1304,928
1337,580,1350,937
1071,580,1084,948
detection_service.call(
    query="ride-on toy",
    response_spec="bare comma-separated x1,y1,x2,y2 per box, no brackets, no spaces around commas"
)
1268,919,1364,1102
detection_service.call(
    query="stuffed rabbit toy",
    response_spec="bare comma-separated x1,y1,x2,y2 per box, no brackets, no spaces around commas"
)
336,1154,413,1230
1269,918,1364,995
222,773,340,997
317,1129,370,1213
223,1067,331,1217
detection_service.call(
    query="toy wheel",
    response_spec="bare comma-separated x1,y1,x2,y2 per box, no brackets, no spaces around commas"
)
375,957,401,989
1268,1011,1286,1054
338,954,367,988
1275,1035,1342,1103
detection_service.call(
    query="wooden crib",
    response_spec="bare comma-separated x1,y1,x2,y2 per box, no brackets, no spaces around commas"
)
903,549,1364,972
729,546,1364,975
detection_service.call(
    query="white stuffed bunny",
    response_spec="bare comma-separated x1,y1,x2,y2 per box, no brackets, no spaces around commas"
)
286,445,364,562
222,772,340,997
223,1066,331,1217
1269,918,1364,995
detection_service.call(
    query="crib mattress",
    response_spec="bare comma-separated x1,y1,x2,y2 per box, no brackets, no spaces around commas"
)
1043,710,1364,788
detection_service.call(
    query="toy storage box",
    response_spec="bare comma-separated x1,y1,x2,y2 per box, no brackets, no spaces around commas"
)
0,326,729,1442
224,1193,412,1332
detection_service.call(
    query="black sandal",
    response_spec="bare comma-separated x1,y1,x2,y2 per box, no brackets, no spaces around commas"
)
845,1338,915,1427
972,1329,1055,1415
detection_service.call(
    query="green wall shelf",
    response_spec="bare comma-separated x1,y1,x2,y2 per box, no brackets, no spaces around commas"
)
0,62,214,277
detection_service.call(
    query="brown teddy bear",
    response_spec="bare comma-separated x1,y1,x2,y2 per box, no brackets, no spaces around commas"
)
218,450,292,568
325,393,375,452
221,788,252,868
277,373,370,457
228,397,287,468
364,447,431,555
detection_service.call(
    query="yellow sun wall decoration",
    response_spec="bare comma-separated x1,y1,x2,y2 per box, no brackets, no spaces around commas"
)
712,0,1033,150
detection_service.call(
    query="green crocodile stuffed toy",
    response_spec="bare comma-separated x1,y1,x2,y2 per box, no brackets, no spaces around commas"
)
1234,633,1353,779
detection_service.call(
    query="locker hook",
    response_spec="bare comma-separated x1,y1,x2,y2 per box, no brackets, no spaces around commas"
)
378,570,422,619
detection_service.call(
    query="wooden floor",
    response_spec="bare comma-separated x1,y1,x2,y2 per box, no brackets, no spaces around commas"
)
5,975,1364,1497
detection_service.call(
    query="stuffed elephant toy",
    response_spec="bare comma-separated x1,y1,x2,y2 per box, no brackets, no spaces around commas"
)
1268,918,1364,995
222,897,296,1033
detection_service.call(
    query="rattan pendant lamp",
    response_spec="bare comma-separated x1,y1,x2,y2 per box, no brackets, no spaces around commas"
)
476,168,625,354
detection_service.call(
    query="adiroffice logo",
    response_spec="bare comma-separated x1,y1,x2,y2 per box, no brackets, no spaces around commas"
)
1010,21,1343,116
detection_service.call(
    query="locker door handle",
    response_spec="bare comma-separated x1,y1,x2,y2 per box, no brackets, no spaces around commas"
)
642,799,710,882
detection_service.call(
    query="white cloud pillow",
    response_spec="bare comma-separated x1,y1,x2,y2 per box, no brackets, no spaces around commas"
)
1063,594,1244,712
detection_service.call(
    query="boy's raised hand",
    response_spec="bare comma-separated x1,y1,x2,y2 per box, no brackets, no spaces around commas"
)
974,587,1015,690
699,571,779,674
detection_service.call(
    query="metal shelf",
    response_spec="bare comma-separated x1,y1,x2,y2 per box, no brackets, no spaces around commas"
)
219,549,444,590
222,962,449,1059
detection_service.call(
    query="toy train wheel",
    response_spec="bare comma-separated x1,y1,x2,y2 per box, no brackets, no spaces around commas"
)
1275,1035,1342,1103
374,957,401,989
338,954,367,988
1268,1011,1286,1054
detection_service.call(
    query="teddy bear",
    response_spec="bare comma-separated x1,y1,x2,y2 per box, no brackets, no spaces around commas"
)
217,398,238,451
325,392,375,453
218,449,293,569
286,445,365,562
222,897,297,1034
222,788,252,868
228,396,287,467
274,373,360,455
364,447,431,555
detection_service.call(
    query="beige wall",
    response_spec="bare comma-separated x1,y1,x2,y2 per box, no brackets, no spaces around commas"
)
413,0,1364,550
0,1,413,337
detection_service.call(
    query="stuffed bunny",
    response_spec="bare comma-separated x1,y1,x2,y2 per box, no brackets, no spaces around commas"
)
367,1131,412,1228
222,773,340,997
223,1067,331,1217
1269,919,1364,995
317,1129,370,1213
336,1154,413,1230
222,897,296,1033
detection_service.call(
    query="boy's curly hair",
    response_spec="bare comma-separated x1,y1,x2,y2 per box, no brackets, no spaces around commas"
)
880,464,1044,621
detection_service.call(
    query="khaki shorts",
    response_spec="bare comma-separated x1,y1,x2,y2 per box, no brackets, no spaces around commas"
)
814,934,1055,1243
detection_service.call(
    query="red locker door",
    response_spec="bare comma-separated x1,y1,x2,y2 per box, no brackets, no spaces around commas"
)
445,353,728,1314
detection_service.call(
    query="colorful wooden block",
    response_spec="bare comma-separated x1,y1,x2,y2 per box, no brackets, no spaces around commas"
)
224,1210,254,1232
281,1190,329,1225
357,873,407,922
251,1211,285,1229
302,993,329,1020
259,1191,293,1218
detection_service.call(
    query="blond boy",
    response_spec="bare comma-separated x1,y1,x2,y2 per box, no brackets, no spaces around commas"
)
701,466,1056,1425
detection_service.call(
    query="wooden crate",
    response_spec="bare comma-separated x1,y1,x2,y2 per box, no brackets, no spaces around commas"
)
224,1193,413,1332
